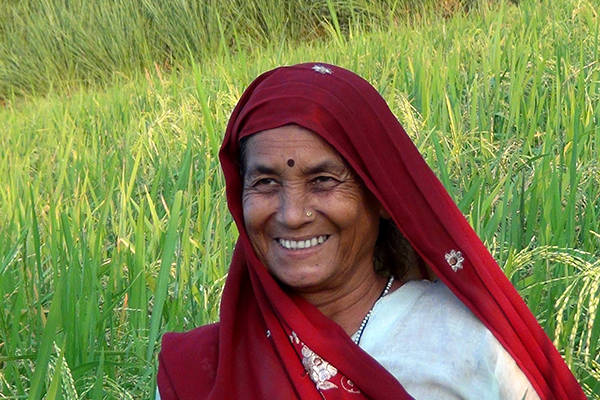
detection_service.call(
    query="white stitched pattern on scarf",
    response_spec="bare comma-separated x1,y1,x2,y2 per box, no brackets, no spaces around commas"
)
445,250,465,272
289,331,300,344
312,65,333,75
341,377,360,394
301,344,339,390
288,330,362,395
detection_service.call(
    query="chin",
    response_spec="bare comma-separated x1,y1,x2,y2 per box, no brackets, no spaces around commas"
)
268,267,322,289
279,274,332,293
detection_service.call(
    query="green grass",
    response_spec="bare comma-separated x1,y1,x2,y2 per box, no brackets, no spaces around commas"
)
0,0,443,102
1,0,600,398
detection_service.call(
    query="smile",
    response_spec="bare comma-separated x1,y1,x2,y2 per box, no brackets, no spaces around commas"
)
278,235,329,250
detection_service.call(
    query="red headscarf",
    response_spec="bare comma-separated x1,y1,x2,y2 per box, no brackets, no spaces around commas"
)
158,63,585,399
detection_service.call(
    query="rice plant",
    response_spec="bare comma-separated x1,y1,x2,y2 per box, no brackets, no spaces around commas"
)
0,0,599,397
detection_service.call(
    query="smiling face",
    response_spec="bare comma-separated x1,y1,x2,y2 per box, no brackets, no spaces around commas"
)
241,125,383,295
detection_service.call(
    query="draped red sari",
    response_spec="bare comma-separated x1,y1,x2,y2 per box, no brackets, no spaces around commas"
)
157,63,585,399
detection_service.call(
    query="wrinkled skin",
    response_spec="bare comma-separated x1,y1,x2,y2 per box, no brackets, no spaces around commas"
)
241,125,389,333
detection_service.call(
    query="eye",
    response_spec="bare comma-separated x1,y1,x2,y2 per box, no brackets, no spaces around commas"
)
310,175,339,190
252,178,279,191
313,176,334,184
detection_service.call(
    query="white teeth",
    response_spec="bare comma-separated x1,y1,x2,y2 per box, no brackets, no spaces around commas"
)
279,235,328,250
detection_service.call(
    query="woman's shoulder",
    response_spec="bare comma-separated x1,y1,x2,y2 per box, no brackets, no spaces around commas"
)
389,279,473,317
375,279,472,319
158,323,221,399
400,278,459,300
363,280,539,399
160,322,221,370
161,322,220,352
367,279,499,366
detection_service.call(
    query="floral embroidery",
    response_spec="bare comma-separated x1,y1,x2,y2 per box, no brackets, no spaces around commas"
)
445,250,464,271
289,331,300,344
312,65,333,75
341,377,360,393
287,330,362,395
301,344,339,390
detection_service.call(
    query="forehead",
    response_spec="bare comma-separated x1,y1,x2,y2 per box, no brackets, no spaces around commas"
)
242,125,344,168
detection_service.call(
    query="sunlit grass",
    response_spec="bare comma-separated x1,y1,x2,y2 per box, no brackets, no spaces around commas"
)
0,0,444,102
0,0,599,397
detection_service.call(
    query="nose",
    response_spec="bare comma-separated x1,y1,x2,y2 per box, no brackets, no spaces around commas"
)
276,186,312,228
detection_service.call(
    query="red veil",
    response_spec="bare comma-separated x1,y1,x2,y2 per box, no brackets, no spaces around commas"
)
157,63,585,399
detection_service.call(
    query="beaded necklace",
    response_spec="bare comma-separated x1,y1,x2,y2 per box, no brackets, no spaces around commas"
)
352,275,395,345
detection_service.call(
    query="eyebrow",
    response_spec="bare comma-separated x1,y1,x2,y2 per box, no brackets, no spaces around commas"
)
244,164,281,178
300,160,347,175
244,159,347,180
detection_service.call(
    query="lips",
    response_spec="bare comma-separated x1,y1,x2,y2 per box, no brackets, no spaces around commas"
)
278,235,329,250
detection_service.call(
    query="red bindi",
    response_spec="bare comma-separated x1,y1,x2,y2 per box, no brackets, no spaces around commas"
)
287,159,295,167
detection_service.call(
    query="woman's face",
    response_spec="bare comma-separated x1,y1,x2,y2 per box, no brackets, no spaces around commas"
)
241,125,383,294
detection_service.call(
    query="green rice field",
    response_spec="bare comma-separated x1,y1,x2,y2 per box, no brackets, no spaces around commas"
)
1,0,599,398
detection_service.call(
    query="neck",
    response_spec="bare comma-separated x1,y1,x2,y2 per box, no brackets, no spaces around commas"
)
298,269,389,336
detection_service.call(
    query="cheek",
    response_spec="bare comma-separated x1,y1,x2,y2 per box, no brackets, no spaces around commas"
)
324,188,377,228
242,194,273,238
337,197,381,239
242,197,259,232
242,198,268,262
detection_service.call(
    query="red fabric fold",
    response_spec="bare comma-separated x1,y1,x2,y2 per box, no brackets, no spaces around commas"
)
158,63,585,399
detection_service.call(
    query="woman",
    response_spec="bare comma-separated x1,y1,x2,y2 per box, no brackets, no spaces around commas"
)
157,63,585,399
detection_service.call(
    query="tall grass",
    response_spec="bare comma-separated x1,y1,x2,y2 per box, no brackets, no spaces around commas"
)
1,0,599,398
0,0,446,102
0,69,239,397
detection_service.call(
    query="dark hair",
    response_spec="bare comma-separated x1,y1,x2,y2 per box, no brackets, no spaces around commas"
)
238,135,250,177
373,218,416,280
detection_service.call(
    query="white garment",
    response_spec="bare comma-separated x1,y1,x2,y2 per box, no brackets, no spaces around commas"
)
356,280,540,400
